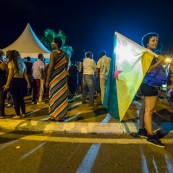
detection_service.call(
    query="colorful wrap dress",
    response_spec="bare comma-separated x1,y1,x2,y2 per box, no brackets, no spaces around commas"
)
49,50,68,120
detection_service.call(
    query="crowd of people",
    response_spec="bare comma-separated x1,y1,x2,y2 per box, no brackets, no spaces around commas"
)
0,38,111,122
0,33,173,148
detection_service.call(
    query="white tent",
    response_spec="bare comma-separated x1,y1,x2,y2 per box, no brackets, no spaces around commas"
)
2,23,51,58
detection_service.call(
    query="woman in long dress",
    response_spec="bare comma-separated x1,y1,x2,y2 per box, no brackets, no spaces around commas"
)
46,38,69,122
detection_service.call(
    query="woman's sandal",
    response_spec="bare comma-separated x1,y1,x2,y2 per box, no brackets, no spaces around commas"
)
49,118,57,122
57,116,66,122
49,116,66,122
13,115,21,119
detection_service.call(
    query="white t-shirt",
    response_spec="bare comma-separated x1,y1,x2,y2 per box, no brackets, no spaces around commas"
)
83,58,97,75
32,59,44,79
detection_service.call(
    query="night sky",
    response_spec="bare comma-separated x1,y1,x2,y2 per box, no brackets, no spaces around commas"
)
0,0,173,62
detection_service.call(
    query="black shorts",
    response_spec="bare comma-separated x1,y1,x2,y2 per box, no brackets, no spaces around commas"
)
140,83,158,96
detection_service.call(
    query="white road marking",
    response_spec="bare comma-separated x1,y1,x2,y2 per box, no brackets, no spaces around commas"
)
65,112,81,122
76,144,100,173
165,154,173,172
140,147,149,173
19,141,47,160
0,140,18,150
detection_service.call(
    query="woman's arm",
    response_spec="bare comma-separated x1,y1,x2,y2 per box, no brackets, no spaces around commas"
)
45,52,55,87
0,62,8,73
23,69,30,88
39,65,44,80
3,68,14,91
148,55,164,72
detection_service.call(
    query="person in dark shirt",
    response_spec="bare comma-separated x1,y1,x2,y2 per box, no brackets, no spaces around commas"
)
0,49,8,118
24,56,33,95
78,59,83,93
68,61,78,96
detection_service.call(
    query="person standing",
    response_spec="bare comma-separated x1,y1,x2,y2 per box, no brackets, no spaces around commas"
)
3,50,30,119
45,37,69,122
0,50,8,119
82,51,97,106
32,53,45,104
68,60,78,96
24,56,33,95
78,59,83,93
5,50,13,108
138,32,167,147
166,73,173,101
97,51,111,103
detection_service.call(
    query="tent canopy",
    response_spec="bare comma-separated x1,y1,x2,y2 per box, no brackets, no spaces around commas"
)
2,23,50,58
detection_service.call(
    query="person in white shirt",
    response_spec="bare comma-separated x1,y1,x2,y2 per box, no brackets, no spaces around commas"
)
32,53,45,104
82,51,97,106
97,51,111,103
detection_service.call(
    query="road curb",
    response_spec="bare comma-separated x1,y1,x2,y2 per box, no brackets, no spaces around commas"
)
0,119,140,134
1,119,173,135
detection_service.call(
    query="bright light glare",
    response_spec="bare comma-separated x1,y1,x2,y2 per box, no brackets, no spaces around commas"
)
165,58,171,63
114,39,143,69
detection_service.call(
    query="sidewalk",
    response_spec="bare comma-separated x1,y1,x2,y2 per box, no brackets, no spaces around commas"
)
1,94,173,135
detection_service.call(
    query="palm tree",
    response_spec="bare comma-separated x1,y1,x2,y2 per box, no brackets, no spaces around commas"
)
40,29,73,58
61,45,73,59
40,29,56,51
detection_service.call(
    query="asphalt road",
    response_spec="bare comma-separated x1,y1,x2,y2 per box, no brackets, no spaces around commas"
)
0,130,173,173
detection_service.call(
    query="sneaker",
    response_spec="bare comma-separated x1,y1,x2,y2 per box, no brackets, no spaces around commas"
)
155,129,167,139
147,134,165,148
133,95,142,101
138,128,148,138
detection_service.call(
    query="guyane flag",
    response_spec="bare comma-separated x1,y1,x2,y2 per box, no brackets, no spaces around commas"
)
103,32,157,121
